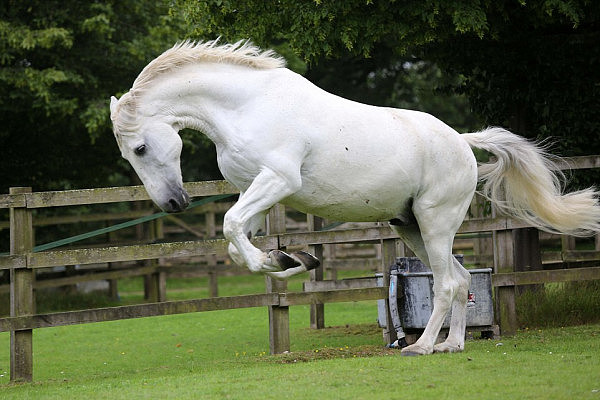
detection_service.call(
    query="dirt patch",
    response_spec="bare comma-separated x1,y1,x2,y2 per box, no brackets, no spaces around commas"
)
269,345,399,363
258,324,401,363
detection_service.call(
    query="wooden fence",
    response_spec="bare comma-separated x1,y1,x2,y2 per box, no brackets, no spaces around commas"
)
1,155,599,382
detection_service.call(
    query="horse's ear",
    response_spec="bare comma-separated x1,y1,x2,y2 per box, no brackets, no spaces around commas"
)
110,96,118,115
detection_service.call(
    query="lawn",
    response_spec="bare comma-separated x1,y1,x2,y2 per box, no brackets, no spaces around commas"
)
0,273,599,399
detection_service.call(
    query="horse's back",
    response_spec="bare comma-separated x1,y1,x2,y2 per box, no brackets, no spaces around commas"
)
270,72,477,221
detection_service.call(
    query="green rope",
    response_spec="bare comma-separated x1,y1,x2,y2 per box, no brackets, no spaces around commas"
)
31,194,235,253
319,221,344,231
1,192,348,256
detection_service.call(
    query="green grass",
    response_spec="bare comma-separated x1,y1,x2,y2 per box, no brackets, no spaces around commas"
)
517,281,600,328
0,305,599,399
0,272,600,399
0,272,599,398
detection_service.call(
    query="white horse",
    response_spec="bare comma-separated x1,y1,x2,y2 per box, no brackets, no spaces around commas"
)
110,40,600,356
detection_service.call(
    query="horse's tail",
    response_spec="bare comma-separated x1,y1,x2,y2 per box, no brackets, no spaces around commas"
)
461,127,600,237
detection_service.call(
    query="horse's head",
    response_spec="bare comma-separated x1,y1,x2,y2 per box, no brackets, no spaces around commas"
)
110,95,190,213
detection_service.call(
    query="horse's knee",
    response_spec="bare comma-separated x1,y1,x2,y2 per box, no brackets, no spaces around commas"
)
222,212,240,240
434,271,470,309
227,243,245,266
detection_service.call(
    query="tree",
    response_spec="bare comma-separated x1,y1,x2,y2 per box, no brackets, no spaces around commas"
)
175,0,600,163
0,0,183,192
423,6,600,154
304,51,481,133
175,0,494,61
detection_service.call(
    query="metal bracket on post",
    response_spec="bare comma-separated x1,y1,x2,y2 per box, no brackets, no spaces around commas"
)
9,187,34,382
380,238,398,345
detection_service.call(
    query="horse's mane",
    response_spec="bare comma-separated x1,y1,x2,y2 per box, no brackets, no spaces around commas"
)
111,39,285,139
132,39,286,91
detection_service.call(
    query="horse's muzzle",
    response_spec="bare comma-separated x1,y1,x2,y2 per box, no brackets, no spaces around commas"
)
165,189,190,213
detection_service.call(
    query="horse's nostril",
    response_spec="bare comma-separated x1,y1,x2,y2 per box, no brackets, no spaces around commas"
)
168,198,180,212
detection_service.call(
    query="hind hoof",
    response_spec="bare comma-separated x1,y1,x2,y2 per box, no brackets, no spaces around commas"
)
401,343,432,356
433,341,464,353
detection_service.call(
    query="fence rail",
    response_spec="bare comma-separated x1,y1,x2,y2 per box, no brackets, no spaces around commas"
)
0,287,387,333
0,217,547,271
1,154,599,382
0,180,237,209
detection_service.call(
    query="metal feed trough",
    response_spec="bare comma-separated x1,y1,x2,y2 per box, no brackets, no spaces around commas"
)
377,256,497,346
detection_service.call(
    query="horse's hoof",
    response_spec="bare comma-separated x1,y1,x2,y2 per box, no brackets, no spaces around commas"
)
433,342,464,353
292,251,320,271
268,250,300,270
401,344,431,356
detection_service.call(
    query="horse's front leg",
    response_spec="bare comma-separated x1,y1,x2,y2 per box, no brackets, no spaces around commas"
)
226,210,267,268
223,167,319,276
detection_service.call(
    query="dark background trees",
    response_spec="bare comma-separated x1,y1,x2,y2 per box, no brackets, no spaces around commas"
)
0,0,183,192
1,0,598,194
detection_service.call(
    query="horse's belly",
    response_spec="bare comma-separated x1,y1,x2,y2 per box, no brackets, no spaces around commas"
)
283,172,416,222
283,197,407,222
282,130,422,221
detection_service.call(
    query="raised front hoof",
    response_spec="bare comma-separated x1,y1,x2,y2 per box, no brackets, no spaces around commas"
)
268,250,300,270
292,251,320,271
433,342,464,354
400,343,432,357
264,250,321,280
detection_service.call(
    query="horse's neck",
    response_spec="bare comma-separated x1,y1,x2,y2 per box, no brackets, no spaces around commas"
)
140,63,269,144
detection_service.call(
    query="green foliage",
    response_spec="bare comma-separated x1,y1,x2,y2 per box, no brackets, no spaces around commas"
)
0,0,184,192
423,3,600,187
176,0,593,63
2,0,597,193
517,281,600,328
175,0,497,61
305,52,481,132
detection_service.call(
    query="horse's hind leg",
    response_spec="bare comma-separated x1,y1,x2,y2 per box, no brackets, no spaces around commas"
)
433,257,471,353
392,201,471,355
409,236,463,355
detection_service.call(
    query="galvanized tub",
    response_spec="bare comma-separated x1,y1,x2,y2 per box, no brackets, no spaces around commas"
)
378,256,494,331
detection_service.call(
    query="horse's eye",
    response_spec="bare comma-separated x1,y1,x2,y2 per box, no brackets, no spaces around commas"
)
134,144,146,156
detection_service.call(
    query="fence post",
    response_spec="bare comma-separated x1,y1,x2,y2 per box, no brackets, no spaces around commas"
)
380,237,398,345
266,204,290,354
206,210,219,297
9,187,34,382
494,228,517,336
471,194,493,267
514,227,542,294
307,214,324,329
561,234,577,269
145,219,166,302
